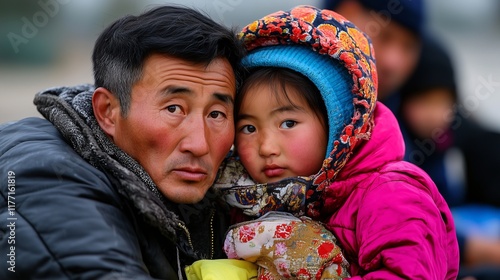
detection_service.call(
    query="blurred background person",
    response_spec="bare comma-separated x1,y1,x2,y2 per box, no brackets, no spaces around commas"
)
399,37,465,207
323,0,424,112
399,35,500,280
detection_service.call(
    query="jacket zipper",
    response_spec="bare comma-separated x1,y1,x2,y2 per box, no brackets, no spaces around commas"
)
209,208,215,259
177,222,194,250
177,208,216,259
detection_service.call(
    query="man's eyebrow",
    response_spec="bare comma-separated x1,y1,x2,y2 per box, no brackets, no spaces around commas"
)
162,85,192,95
161,86,233,105
214,93,234,106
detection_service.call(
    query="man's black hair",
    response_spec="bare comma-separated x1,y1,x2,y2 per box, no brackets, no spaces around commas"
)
92,5,245,115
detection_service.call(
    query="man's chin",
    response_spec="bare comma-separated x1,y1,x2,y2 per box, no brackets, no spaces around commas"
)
173,195,205,204
158,184,210,204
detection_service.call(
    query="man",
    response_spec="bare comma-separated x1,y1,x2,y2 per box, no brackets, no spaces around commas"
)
324,0,424,111
0,5,244,279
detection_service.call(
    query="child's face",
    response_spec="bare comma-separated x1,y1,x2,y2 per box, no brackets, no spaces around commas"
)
235,83,327,183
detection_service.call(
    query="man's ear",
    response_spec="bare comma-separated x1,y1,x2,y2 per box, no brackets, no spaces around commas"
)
92,87,121,139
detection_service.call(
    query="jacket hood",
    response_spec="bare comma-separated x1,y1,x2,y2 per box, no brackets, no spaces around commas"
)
320,102,406,213
338,102,405,180
239,5,378,191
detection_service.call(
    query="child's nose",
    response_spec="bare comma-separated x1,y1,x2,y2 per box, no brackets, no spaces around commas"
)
258,131,280,157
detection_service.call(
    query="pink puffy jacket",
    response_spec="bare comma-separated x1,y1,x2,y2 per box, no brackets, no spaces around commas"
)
321,102,460,279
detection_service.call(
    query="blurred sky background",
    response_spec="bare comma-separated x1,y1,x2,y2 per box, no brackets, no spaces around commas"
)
1,0,500,132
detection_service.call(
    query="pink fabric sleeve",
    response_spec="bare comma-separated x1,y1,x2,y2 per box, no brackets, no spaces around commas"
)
353,180,456,279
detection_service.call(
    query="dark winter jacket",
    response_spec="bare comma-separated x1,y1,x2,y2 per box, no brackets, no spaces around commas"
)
0,85,228,279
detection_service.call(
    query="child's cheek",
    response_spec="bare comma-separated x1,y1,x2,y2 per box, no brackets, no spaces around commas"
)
285,137,308,157
236,143,259,174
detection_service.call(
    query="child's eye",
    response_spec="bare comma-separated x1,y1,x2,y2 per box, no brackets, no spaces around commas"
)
241,125,256,134
280,120,297,129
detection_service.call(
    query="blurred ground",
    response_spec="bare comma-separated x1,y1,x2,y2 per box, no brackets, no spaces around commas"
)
1,0,499,132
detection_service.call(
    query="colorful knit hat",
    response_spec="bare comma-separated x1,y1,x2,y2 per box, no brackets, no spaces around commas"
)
239,5,378,197
243,44,353,156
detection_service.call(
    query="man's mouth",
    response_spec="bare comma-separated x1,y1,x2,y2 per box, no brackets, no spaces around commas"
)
172,166,208,182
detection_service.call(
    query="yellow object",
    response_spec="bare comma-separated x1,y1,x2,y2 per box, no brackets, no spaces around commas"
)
185,259,258,280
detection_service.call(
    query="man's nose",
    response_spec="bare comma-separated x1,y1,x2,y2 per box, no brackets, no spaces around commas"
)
179,115,210,157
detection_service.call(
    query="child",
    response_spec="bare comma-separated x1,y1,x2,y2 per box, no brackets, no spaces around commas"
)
222,66,351,279
216,5,459,279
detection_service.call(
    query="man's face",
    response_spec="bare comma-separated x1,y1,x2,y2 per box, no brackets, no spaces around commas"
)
113,54,236,204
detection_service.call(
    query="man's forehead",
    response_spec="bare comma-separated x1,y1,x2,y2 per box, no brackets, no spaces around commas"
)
137,54,236,92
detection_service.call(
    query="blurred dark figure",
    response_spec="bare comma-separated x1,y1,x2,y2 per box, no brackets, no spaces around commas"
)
399,37,464,206
323,0,424,112
458,118,500,209
399,36,500,280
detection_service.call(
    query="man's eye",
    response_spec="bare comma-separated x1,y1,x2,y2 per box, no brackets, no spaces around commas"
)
209,111,225,119
166,105,182,114
280,120,296,129
241,125,256,134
